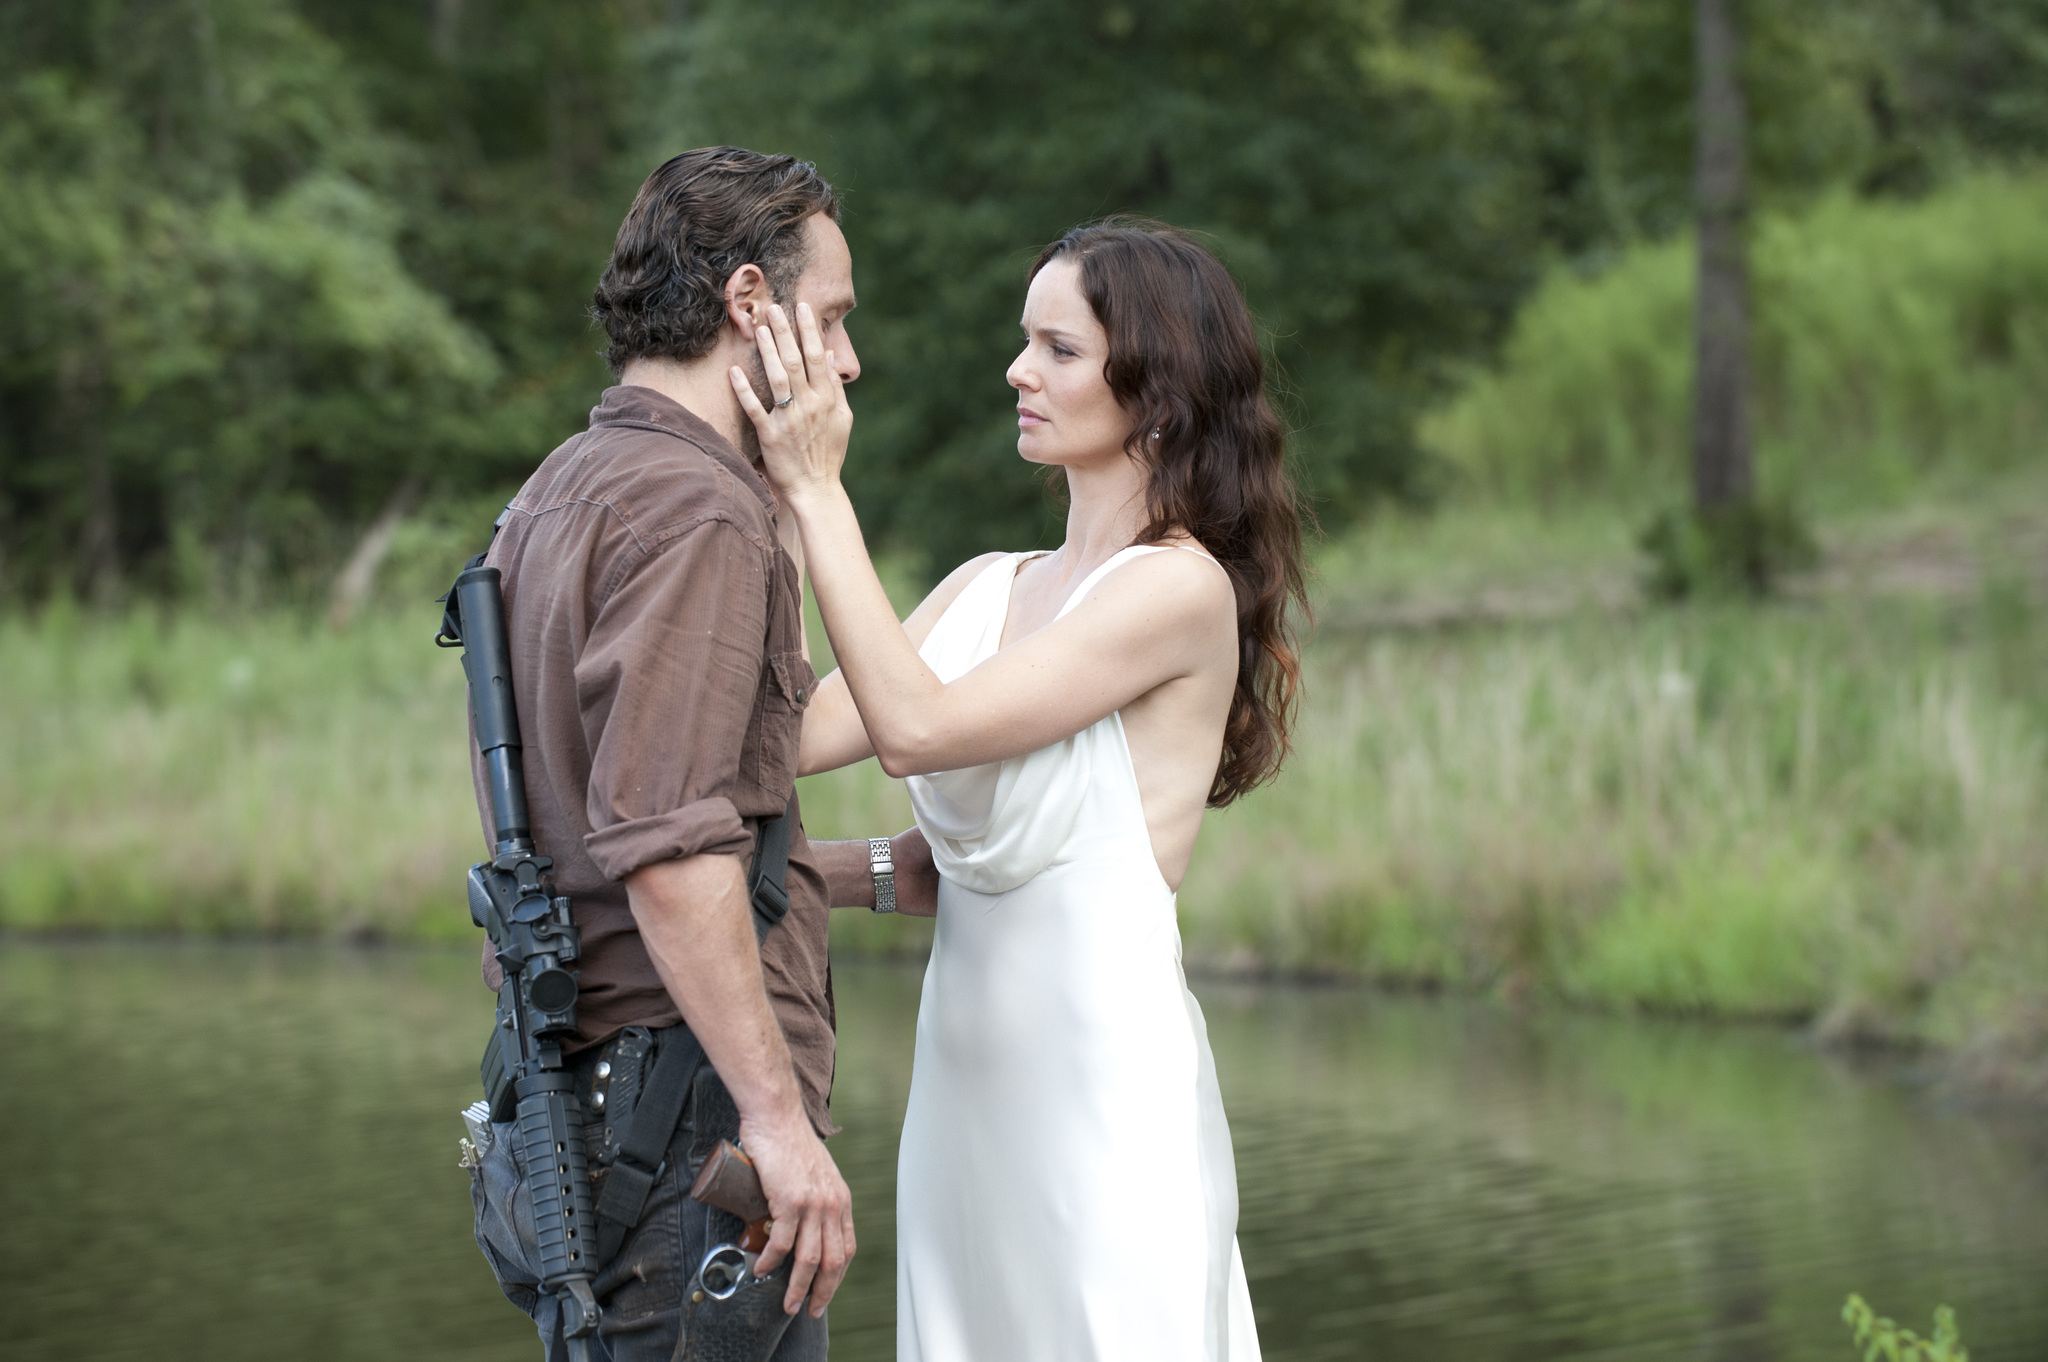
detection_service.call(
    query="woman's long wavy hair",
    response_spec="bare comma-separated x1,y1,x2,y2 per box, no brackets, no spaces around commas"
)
1032,218,1310,806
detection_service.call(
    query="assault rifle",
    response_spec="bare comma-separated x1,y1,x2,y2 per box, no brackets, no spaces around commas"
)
440,563,604,1359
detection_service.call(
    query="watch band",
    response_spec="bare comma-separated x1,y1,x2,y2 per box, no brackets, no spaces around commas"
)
868,837,897,914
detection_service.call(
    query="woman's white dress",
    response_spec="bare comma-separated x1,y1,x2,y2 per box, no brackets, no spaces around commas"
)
896,546,1262,1362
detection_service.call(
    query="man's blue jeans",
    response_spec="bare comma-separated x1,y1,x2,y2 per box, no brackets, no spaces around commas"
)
468,1041,828,1362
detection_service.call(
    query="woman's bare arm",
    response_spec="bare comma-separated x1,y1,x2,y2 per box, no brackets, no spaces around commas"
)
793,494,1230,775
796,551,1010,776
738,302,1231,776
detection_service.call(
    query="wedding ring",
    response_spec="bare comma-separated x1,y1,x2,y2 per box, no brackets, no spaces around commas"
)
774,395,794,408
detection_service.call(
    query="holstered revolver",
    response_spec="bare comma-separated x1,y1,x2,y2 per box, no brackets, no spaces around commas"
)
682,1140,795,1360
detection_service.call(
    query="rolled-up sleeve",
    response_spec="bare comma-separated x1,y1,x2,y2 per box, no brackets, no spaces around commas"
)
578,518,768,881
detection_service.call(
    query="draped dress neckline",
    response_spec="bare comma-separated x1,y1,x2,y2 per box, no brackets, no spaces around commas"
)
998,542,1221,650
904,542,1217,897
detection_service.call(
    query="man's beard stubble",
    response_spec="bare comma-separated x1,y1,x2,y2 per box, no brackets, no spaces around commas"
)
737,348,770,464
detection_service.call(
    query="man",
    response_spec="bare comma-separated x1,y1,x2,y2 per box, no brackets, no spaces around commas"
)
466,146,932,1362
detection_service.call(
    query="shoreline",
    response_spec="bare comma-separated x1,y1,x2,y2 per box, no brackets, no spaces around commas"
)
12,926,2043,1111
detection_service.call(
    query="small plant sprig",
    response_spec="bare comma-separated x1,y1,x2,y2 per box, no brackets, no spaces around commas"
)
1843,1294,1969,1362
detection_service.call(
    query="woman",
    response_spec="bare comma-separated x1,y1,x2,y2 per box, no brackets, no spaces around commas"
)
734,219,1306,1361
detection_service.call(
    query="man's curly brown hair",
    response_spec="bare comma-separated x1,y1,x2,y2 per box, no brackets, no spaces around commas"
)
591,147,840,375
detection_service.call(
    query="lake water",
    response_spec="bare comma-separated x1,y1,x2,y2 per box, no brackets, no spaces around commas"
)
7,942,2047,1361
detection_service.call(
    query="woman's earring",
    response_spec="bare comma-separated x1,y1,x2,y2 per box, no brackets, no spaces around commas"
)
1150,428,1161,440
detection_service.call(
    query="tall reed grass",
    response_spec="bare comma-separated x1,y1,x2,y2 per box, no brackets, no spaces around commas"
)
4,584,2043,1080
0,603,480,940
0,597,938,954
798,592,2048,1071
1182,600,2045,1046
1423,171,2048,508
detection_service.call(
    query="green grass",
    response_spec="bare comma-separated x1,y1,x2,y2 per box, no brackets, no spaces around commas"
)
6,555,2042,1089
0,600,482,940
0,587,945,958
803,584,2048,1048
1205,593,2045,1044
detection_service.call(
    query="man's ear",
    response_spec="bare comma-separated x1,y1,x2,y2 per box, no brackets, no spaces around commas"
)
724,263,770,336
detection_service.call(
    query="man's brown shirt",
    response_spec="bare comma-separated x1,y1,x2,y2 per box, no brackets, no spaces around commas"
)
474,385,834,1134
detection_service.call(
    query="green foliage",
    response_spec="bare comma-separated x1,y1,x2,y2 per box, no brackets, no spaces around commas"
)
299,0,644,464
0,0,630,604
1640,498,1820,598
1421,0,1901,250
608,0,2048,568
0,1,504,602
1428,0,2048,244
1563,852,1844,1015
1846,0,2048,178
1167,580,2048,1034
1425,171,2048,508
5,0,2048,595
0,605,479,938
1842,1294,1970,1362
651,0,1542,566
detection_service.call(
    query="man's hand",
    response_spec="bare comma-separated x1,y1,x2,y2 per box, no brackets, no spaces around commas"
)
625,852,855,1316
815,826,940,915
889,825,940,917
742,1108,856,1316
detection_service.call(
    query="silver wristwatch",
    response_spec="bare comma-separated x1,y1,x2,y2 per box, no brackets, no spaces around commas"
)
869,837,897,914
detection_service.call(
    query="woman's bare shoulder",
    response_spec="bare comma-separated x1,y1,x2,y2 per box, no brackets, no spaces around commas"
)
1075,544,1237,636
1124,543,1235,603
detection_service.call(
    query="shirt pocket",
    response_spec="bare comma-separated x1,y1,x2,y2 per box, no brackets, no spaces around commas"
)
754,649,817,798
768,651,818,712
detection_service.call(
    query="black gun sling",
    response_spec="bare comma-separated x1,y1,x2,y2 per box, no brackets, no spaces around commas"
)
594,807,793,1266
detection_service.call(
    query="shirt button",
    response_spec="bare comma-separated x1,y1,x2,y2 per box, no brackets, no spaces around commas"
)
794,688,808,703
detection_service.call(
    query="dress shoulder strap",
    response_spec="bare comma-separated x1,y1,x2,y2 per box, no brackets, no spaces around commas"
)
1052,543,1220,622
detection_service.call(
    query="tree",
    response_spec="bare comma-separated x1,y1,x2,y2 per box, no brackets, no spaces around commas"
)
647,0,1539,571
6,0,2047,604
1641,0,1815,599
0,0,621,604
1691,0,1753,513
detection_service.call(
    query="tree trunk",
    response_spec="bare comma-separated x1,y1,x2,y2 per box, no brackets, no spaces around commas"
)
431,0,464,61
326,476,421,630
1692,0,1753,511
60,347,122,606
81,432,119,605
